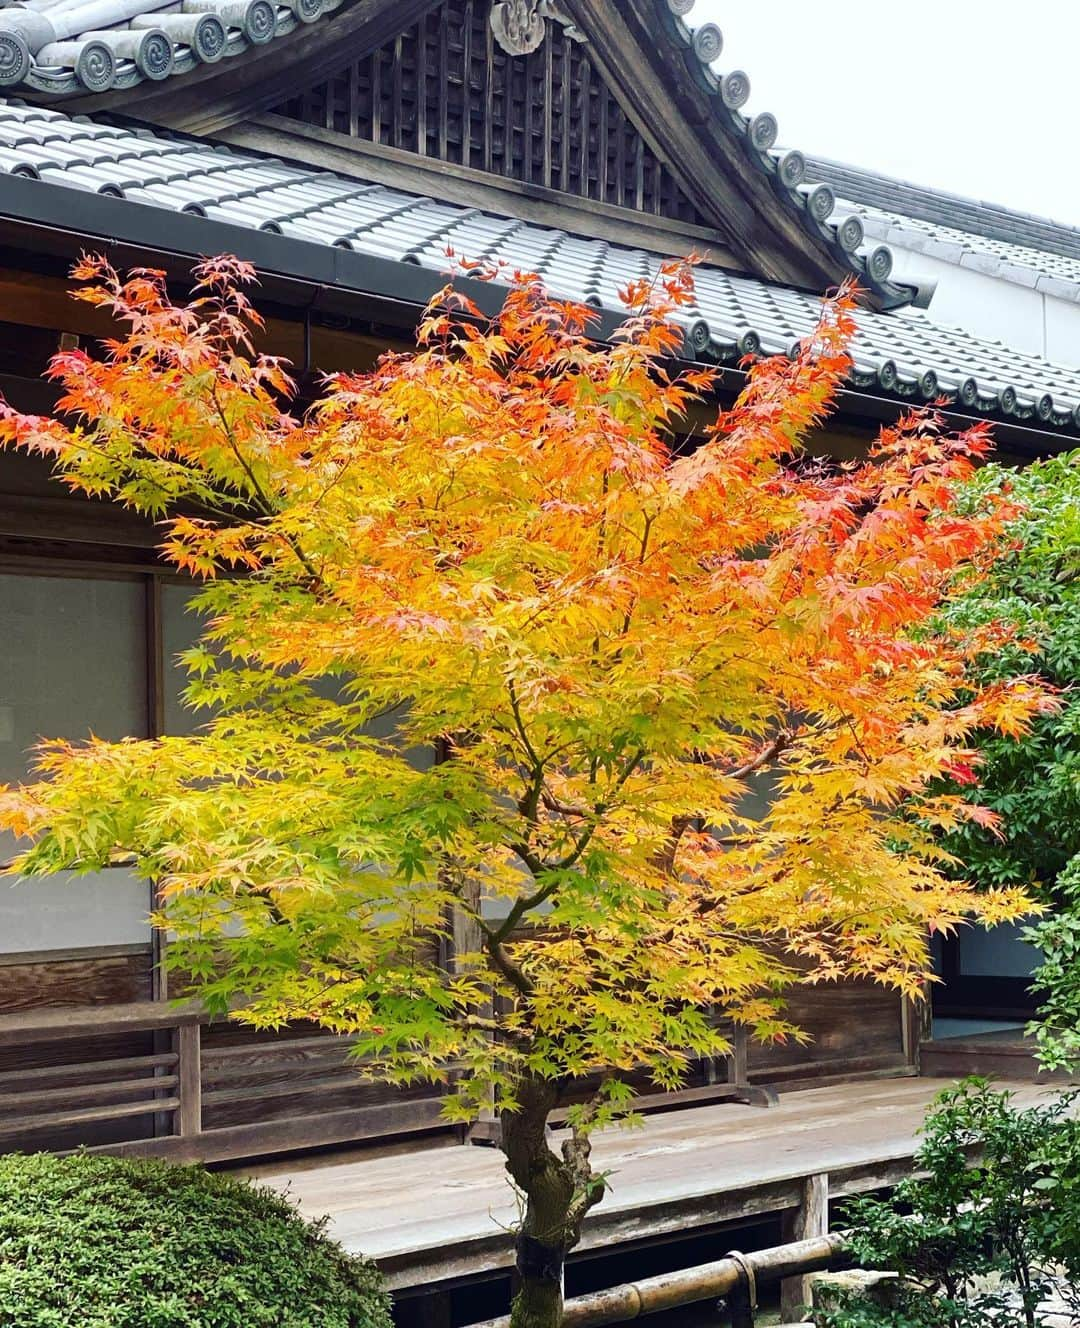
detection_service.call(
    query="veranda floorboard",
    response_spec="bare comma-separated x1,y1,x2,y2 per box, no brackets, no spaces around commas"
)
238,1077,1050,1290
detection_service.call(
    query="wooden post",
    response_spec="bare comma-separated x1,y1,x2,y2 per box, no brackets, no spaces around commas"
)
175,1023,202,1138
902,975,934,1072
152,1025,173,1140
780,1173,829,1321
702,1013,744,1089
450,877,500,1146
732,1024,749,1090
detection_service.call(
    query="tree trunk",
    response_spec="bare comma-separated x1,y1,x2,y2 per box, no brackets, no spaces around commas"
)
500,1076,602,1328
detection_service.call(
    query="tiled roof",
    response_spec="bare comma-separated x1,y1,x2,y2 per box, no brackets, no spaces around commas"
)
0,0,906,306
0,0,341,95
809,157,1080,300
3,98,1080,434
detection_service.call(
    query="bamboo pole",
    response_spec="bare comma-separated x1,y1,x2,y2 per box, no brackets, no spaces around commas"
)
463,1232,848,1328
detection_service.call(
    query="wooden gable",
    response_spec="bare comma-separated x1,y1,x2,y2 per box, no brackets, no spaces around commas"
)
61,0,906,302
270,0,712,227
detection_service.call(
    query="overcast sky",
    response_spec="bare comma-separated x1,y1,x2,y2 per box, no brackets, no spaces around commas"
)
692,1,1079,225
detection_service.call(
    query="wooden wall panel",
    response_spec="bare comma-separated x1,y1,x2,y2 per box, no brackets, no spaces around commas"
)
0,949,154,1015
203,1078,445,1131
747,980,908,1085
198,1020,445,1131
272,0,710,224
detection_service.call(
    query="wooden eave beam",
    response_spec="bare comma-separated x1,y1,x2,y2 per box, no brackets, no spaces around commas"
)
563,0,851,293
0,265,410,377
216,115,741,266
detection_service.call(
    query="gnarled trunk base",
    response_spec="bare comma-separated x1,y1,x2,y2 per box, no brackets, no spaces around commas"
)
500,1077,604,1328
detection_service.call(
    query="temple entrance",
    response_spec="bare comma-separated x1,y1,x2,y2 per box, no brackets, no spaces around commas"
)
932,920,1040,1028
921,923,1058,1082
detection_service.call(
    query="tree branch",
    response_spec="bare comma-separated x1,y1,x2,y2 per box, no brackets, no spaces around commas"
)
495,747,647,943
207,380,327,590
479,924,534,998
656,728,795,875
540,790,591,819
0,852,137,874
696,727,794,780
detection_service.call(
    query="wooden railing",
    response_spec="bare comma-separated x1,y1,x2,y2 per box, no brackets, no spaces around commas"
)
0,1002,771,1164
0,1001,448,1164
0,1001,202,1147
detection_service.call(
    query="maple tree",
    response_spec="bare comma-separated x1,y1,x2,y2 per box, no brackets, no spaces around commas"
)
0,255,1052,1328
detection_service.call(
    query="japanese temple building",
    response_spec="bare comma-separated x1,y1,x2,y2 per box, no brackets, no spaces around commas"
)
0,0,1076,1161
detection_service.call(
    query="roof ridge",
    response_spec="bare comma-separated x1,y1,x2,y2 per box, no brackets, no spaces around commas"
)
807,154,1080,266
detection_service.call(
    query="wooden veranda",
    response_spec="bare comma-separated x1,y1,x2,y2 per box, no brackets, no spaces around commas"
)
239,1076,1055,1301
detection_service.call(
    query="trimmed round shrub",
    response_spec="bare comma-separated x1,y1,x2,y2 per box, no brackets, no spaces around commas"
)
0,1152,392,1327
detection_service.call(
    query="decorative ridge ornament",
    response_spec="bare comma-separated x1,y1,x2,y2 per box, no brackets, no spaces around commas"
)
489,0,582,55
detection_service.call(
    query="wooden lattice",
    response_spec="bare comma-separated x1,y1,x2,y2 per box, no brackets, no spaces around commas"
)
271,0,709,224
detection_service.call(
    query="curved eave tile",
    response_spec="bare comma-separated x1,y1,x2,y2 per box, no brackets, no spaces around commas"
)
0,0,341,99
653,0,910,310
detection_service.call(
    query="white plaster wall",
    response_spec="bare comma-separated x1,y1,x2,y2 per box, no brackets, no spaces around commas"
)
886,245,1080,368
1043,293,1080,366
0,874,152,953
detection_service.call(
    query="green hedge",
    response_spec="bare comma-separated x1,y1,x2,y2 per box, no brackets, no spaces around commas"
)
0,1152,392,1328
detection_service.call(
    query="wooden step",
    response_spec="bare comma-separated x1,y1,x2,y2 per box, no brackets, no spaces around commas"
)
920,1035,1076,1083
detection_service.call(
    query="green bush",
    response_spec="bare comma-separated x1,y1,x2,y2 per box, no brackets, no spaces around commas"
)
817,1079,1080,1328
0,1152,392,1328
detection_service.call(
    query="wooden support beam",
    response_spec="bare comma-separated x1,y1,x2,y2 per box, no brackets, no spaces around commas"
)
0,270,117,339
0,267,409,372
780,1172,830,1321
217,117,735,264
0,1000,203,1047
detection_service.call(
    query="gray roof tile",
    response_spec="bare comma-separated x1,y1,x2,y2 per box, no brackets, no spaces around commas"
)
0,0,342,95
2,97,1079,433
811,157,1080,297
0,0,913,308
